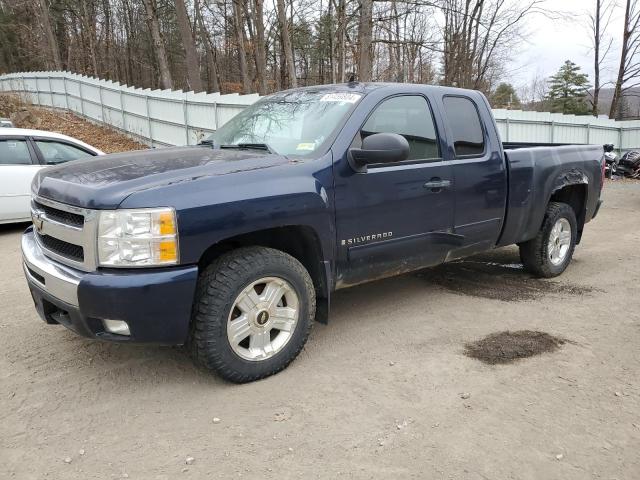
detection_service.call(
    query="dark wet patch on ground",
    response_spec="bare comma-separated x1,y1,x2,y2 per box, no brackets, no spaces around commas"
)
416,250,596,302
464,330,567,364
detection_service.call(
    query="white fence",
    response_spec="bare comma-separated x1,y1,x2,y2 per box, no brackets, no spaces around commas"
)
1,71,640,153
492,109,640,155
0,71,259,147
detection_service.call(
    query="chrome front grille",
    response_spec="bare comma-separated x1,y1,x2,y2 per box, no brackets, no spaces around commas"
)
37,234,85,262
33,200,84,227
31,196,99,272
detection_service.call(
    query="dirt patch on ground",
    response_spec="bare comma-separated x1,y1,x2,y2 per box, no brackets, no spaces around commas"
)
0,93,146,153
418,250,596,301
465,330,567,364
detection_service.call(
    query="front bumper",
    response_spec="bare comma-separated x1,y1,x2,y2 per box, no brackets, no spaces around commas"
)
22,227,199,344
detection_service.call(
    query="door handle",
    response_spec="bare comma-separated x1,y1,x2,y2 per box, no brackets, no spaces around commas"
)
423,179,451,190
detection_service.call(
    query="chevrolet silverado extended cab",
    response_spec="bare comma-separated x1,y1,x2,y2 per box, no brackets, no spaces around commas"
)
22,83,604,382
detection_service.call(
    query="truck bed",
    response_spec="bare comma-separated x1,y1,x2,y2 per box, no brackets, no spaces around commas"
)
497,144,604,247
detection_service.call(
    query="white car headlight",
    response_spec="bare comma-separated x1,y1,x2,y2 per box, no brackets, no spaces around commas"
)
98,208,179,267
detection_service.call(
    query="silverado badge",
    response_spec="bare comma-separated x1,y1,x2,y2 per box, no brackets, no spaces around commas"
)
341,232,393,246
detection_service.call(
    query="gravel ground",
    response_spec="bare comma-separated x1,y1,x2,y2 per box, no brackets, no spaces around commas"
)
1,181,639,480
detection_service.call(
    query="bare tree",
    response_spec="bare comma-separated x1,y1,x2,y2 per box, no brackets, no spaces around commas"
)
609,0,640,119
233,0,251,93
589,0,615,116
195,0,219,92
252,0,268,94
175,0,203,92
441,0,547,93
276,0,296,87
336,0,347,82
37,0,62,69
1,0,559,98
357,0,373,81
141,0,173,89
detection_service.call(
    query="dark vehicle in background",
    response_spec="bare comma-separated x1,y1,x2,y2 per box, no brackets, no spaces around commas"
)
22,83,605,382
604,144,618,178
617,150,640,179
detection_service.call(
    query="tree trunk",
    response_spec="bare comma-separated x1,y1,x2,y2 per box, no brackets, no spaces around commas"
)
38,0,62,69
80,1,98,76
337,0,346,82
252,0,268,94
357,0,373,82
610,0,631,119
328,0,336,83
276,0,297,87
196,0,219,92
175,0,203,92
233,0,251,94
142,0,173,90
593,0,601,116
102,0,113,79
122,0,135,85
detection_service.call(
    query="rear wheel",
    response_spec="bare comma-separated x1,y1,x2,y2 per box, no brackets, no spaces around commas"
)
519,202,577,278
189,247,315,383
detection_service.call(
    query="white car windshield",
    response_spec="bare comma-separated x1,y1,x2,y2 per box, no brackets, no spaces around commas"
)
206,90,363,156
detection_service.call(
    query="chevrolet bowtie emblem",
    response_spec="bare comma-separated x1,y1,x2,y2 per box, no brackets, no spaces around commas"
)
32,212,44,232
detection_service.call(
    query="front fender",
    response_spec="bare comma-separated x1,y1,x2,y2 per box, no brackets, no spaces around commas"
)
119,154,336,267
177,187,334,265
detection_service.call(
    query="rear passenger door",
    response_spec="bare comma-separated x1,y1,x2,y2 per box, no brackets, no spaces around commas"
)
441,95,507,255
0,137,42,222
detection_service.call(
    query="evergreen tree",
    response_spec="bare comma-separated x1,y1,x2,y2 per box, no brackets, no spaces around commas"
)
546,61,592,115
491,83,521,109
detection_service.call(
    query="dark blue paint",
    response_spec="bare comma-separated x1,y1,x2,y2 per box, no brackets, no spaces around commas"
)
31,83,604,342
26,264,199,344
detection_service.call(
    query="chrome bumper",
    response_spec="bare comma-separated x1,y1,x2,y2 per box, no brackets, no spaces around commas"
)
22,229,83,306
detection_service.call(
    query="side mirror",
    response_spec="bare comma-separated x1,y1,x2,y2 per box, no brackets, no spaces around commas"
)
349,133,410,171
603,144,614,153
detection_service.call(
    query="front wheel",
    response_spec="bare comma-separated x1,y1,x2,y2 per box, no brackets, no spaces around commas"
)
189,247,316,383
519,202,577,278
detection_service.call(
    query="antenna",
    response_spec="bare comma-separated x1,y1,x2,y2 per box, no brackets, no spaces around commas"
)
348,73,356,84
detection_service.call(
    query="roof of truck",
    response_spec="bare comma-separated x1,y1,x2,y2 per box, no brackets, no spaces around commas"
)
269,81,484,99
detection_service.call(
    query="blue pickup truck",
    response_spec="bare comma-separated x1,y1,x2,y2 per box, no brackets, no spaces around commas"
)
22,83,604,382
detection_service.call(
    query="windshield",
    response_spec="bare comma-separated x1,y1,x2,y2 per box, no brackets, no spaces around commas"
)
206,90,363,156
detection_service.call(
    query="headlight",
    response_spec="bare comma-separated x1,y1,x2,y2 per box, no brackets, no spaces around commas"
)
98,208,178,267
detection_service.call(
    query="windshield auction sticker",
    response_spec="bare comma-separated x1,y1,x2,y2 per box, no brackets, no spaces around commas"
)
319,93,361,103
296,143,315,151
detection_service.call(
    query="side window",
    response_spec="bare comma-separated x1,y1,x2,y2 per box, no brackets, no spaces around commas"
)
35,140,94,165
359,95,440,162
0,139,32,165
442,96,485,157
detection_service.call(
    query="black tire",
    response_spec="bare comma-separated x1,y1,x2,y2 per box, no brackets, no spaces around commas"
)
189,246,315,383
519,202,577,278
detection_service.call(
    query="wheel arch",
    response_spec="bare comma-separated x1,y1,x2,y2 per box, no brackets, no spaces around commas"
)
548,182,587,244
197,225,331,323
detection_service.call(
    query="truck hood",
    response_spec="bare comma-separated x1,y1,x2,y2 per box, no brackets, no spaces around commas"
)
33,146,291,209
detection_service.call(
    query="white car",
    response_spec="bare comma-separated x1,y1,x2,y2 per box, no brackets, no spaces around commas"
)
0,128,104,224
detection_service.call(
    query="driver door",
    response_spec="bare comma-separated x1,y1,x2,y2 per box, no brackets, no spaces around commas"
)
334,94,456,286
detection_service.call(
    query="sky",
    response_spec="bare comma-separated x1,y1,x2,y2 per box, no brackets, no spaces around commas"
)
510,0,625,90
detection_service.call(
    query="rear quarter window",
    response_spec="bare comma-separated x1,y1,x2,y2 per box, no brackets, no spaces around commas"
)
442,96,485,157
